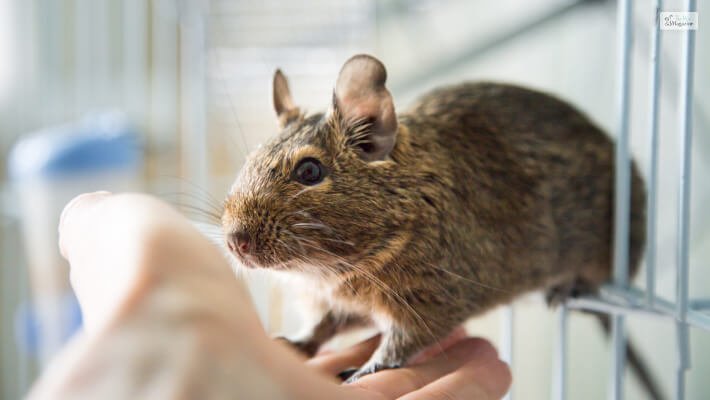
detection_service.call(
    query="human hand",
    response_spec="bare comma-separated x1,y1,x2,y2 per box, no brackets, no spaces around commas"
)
29,192,510,399
307,330,511,400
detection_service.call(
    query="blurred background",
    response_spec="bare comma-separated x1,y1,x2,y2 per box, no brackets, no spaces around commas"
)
0,0,707,398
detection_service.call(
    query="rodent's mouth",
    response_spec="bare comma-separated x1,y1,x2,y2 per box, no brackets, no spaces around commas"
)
230,252,268,269
227,247,291,271
233,254,259,269
222,228,289,270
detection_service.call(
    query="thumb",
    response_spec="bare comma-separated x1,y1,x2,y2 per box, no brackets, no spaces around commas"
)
59,191,112,260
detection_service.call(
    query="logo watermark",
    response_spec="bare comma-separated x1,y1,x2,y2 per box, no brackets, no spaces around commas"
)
660,12,698,31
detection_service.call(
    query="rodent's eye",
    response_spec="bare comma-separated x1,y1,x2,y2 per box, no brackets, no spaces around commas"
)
293,157,327,186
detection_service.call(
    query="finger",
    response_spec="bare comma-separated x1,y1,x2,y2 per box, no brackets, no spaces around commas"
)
58,193,216,332
306,335,381,376
58,191,112,259
410,327,467,364
399,356,512,400
347,337,498,400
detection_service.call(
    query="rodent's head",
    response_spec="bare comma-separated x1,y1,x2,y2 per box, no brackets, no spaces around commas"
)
222,54,410,278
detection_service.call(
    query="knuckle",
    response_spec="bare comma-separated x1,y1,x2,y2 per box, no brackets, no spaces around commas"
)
461,337,498,360
496,359,513,388
475,338,498,356
465,358,512,398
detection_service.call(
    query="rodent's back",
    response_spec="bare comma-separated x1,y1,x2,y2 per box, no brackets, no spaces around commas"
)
400,83,646,285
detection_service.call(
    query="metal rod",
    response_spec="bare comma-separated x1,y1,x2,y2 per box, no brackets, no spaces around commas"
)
93,0,110,108
501,306,514,400
150,0,179,149
690,298,710,310
1,219,15,399
675,321,689,400
123,0,148,123
676,0,696,337
614,0,633,291
567,289,710,331
12,4,35,393
74,0,91,114
554,305,568,400
179,0,209,206
610,315,627,400
645,0,662,308
42,0,64,123
611,0,633,397
674,1,696,398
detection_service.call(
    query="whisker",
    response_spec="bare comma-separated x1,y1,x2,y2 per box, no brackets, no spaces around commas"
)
290,213,353,241
171,205,221,221
321,237,355,247
290,225,355,247
425,263,510,293
292,222,334,233
154,177,224,211
285,206,323,216
285,185,319,204
283,229,306,256
275,206,325,226
214,50,250,157
174,204,223,222
159,191,224,215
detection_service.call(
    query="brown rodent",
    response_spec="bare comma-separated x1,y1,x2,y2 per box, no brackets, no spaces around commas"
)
221,54,650,388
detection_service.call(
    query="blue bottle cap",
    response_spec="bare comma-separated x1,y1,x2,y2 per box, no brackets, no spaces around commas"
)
8,111,143,181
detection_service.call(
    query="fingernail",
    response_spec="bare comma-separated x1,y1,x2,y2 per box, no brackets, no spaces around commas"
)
58,191,112,258
59,191,112,232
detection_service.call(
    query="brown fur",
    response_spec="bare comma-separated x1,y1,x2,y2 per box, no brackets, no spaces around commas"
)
222,58,646,381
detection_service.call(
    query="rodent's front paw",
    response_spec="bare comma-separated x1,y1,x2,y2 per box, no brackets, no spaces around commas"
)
337,367,359,381
343,362,401,383
274,336,320,357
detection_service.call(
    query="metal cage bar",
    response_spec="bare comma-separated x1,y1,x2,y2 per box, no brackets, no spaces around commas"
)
645,0,662,308
611,0,633,398
500,305,514,400
567,285,710,331
123,0,148,123
674,1,697,399
179,1,209,210
554,305,569,400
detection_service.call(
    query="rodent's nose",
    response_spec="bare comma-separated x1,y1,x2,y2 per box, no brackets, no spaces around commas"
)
227,230,251,255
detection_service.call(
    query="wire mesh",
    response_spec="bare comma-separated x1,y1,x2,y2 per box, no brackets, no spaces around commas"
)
563,2,703,399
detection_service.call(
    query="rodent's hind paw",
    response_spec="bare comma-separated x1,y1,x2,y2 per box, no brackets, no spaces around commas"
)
274,336,320,358
337,367,358,381
545,279,596,307
343,363,402,383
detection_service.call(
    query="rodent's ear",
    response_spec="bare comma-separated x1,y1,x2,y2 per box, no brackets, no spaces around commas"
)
273,69,300,129
334,54,397,162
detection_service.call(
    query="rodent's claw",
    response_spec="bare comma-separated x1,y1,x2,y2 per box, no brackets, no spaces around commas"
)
545,279,596,308
343,363,402,384
337,367,358,381
274,336,320,358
